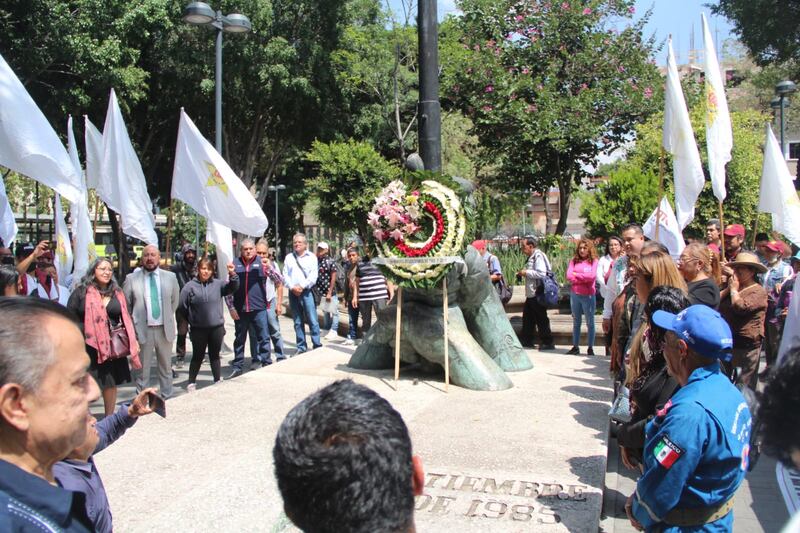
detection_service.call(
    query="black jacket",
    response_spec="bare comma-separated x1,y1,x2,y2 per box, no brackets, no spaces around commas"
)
179,276,239,328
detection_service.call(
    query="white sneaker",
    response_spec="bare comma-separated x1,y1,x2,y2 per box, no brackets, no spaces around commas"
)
186,383,196,392
325,330,339,341
342,338,355,346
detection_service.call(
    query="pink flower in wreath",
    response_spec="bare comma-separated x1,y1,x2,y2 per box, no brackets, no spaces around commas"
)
390,228,405,242
373,229,386,242
367,211,381,228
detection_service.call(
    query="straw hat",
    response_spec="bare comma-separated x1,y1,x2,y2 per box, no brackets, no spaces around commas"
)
727,251,767,274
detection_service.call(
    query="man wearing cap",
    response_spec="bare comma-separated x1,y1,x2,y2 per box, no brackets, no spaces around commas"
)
722,224,746,263
171,243,197,366
627,305,751,532
282,233,322,354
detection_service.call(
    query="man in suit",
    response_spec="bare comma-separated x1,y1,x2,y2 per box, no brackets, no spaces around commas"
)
123,245,179,398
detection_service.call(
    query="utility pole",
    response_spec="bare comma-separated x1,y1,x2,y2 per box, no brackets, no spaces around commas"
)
417,0,441,171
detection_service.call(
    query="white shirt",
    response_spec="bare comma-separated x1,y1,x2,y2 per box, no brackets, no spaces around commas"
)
36,283,70,306
282,251,318,290
596,254,613,299
143,269,164,327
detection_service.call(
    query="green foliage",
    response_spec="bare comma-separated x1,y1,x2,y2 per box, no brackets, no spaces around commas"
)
447,0,661,233
304,139,400,243
490,235,574,285
581,92,772,239
162,200,205,253
579,165,659,239
712,0,800,79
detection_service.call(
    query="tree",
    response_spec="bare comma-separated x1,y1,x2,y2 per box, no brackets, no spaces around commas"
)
579,165,659,238
712,0,800,78
580,101,771,238
445,0,661,234
304,140,400,243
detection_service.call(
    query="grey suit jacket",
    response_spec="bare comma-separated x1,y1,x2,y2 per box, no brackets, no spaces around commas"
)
123,268,180,342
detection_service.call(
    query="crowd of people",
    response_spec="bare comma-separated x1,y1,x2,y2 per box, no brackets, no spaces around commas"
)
2,223,800,531
0,233,394,398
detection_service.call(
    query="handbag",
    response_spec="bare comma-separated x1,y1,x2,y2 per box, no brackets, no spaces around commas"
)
108,323,131,359
493,275,513,305
609,386,632,423
534,251,560,308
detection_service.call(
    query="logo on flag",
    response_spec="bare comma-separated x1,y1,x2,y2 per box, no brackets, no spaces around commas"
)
654,436,683,469
205,162,229,195
706,85,718,123
56,236,68,267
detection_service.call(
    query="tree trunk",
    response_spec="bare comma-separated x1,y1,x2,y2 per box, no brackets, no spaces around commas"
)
555,175,572,235
106,205,129,282
542,192,552,235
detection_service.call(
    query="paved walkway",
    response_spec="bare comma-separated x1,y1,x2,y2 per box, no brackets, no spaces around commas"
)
95,306,794,531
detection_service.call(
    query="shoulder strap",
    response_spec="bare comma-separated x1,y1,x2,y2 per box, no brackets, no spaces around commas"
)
293,252,309,279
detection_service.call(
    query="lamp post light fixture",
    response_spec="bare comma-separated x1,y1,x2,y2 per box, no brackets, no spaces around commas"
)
775,80,797,159
183,2,251,247
267,184,286,255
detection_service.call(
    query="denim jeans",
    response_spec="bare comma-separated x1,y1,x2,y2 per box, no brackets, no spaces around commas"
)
233,309,269,370
289,288,321,353
321,293,340,332
570,293,596,348
347,302,360,340
248,299,285,362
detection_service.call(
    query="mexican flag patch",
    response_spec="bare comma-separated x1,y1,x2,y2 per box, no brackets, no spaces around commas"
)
654,436,683,469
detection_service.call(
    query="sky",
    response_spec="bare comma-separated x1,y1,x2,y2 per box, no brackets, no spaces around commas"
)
386,0,737,65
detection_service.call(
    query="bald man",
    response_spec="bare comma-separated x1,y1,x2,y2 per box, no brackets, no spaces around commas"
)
123,245,180,398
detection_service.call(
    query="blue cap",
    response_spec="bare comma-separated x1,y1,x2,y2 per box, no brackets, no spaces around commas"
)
652,305,733,362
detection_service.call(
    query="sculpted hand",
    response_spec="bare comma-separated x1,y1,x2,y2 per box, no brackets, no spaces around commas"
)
128,388,156,418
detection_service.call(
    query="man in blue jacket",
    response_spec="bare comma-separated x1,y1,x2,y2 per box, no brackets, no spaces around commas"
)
229,238,271,378
627,305,751,532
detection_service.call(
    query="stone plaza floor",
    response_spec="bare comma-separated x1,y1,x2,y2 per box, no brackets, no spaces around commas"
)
94,308,794,532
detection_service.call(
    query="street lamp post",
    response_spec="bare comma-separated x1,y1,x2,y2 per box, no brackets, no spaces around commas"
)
775,80,797,159
182,2,252,244
267,184,286,255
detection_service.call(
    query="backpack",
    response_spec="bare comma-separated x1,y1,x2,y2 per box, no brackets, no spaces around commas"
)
334,260,347,293
736,383,762,472
534,250,560,309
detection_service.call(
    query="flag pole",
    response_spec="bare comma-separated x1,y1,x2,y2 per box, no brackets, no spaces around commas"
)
718,201,726,262
92,194,101,240
394,287,403,390
751,218,758,249
655,146,666,240
165,197,174,264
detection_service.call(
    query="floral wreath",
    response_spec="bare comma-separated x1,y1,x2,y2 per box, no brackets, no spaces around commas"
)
368,179,466,287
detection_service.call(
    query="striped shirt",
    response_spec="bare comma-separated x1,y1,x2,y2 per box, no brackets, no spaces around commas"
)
356,261,389,302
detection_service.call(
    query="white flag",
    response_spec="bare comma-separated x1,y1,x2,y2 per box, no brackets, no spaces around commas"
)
0,174,17,247
53,193,73,281
0,53,81,203
84,117,105,194
702,13,732,203
206,220,233,281
172,110,268,236
642,197,685,259
758,124,800,247
101,89,157,245
67,116,96,276
664,38,705,229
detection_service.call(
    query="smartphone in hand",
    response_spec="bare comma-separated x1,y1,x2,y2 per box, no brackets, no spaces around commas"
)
147,391,167,418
